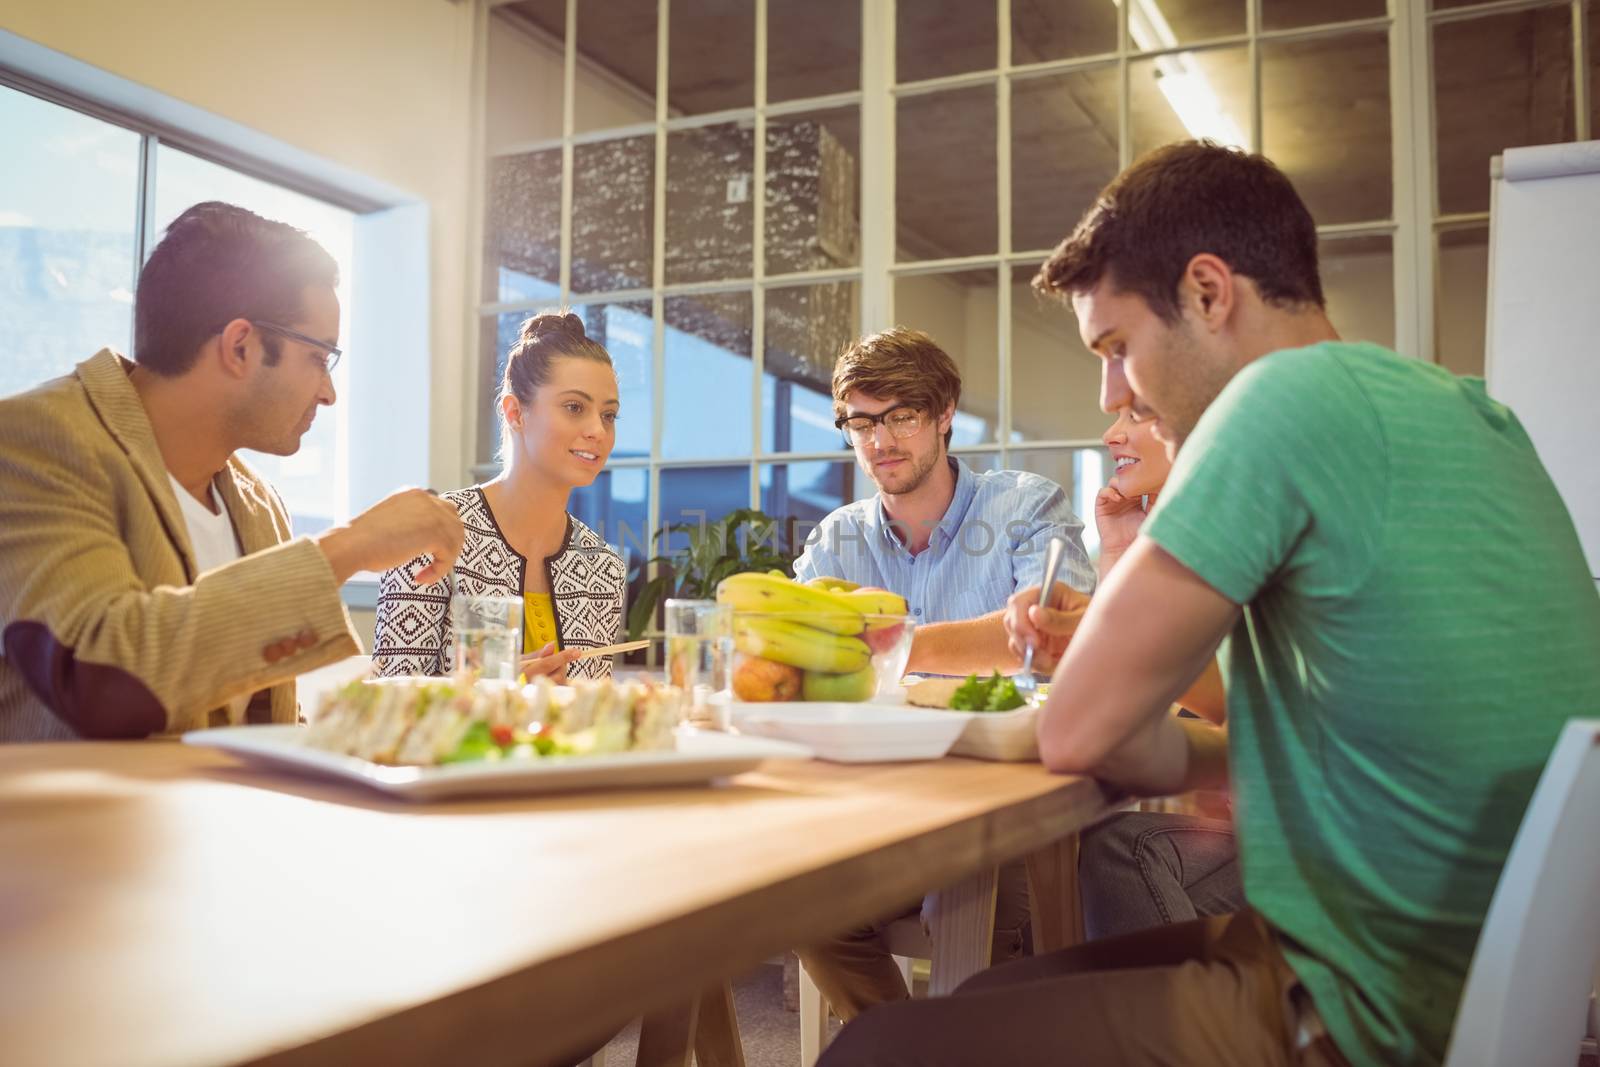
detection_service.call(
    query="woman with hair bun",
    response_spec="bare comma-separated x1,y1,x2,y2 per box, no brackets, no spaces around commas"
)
373,310,626,681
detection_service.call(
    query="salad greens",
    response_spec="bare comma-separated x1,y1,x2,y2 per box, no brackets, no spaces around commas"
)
948,671,1027,712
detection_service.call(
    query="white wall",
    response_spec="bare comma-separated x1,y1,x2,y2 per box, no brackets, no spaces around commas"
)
3,0,482,493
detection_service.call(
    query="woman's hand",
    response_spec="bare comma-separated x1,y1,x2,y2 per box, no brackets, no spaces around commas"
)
1095,485,1147,578
518,641,581,681
1002,582,1091,673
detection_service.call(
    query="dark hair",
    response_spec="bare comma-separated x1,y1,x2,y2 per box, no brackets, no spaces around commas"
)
1033,141,1324,321
133,201,339,375
497,310,615,463
832,327,963,449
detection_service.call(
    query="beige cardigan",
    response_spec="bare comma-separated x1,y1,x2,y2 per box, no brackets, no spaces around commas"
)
0,350,360,742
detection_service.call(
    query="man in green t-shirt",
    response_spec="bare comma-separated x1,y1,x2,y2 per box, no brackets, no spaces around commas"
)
817,142,1600,1067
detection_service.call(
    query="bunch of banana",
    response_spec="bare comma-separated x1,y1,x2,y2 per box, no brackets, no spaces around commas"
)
717,571,910,702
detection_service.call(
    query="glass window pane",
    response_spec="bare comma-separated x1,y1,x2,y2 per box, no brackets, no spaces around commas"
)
1435,8,1575,216
768,0,861,103
1010,267,1106,443
660,464,750,534
574,0,657,134
1129,47,1250,160
892,270,998,445
1129,0,1245,49
153,146,355,535
1011,67,1119,254
897,86,997,260
572,135,655,293
574,301,654,460
663,292,753,458
670,0,755,115
760,460,867,552
0,85,138,399
1320,234,1394,352
1011,0,1117,64
1436,226,1489,378
570,467,651,558
570,465,651,649
953,451,1003,474
766,107,860,275
666,123,754,285
897,2,996,83
1011,448,1109,555
764,281,860,454
1263,0,1385,31
1263,30,1391,225
486,148,563,302
488,3,565,151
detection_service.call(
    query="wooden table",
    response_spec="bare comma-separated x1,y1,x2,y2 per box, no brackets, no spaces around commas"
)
0,741,1112,1067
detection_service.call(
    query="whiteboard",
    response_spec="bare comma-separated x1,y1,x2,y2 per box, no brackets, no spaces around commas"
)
1486,140,1600,579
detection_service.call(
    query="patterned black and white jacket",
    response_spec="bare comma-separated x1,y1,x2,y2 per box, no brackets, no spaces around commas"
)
371,486,625,681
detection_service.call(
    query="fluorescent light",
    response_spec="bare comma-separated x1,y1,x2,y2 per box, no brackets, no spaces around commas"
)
1155,62,1246,148
1115,0,1247,149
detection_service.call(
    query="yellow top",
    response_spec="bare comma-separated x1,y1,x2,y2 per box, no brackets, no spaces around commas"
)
523,592,559,653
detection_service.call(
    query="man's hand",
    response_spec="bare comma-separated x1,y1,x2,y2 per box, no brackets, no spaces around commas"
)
1003,581,1090,673
1095,485,1147,577
315,488,465,586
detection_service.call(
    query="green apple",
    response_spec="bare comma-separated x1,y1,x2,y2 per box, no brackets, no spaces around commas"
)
801,664,877,702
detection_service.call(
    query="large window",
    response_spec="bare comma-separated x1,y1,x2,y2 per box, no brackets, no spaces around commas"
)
0,81,359,536
479,0,1596,563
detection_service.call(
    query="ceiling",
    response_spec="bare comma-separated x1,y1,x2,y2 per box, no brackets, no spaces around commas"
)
499,0,1589,269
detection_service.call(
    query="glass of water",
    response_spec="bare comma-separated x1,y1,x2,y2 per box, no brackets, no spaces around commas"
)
664,599,733,726
451,592,523,682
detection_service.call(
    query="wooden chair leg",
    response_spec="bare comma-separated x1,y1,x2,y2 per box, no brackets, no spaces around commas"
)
798,959,830,1067
924,866,1000,996
1025,832,1084,956
693,980,746,1067
635,991,700,1067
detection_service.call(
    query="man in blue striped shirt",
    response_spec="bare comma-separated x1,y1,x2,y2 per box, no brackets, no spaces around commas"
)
791,326,1094,1020
793,327,1095,676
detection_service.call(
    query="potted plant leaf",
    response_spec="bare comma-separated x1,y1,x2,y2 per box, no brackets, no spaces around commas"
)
625,507,797,643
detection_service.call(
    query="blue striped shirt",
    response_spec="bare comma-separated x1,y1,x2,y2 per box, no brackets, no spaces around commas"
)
792,458,1095,623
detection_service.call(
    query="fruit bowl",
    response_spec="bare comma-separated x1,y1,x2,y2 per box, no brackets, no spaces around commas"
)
729,611,915,702
716,572,915,703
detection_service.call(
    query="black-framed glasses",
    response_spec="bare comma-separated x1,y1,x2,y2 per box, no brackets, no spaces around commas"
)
834,405,926,447
252,320,343,373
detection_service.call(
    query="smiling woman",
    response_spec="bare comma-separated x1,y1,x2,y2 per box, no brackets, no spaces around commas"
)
372,310,627,684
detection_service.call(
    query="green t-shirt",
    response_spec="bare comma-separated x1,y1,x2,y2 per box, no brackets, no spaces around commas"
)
1143,341,1600,1067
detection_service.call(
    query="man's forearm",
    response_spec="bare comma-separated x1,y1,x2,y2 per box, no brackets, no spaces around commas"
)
906,611,1021,676
1093,714,1230,796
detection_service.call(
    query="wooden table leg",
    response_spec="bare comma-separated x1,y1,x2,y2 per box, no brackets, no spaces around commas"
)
923,866,1000,996
1025,832,1084,956
692,979,746,1067
634,991,699,1067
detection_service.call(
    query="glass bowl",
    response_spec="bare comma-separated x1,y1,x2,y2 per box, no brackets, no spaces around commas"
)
729,610,915,703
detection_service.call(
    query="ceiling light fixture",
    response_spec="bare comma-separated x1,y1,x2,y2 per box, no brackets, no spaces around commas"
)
1116,0,1247,149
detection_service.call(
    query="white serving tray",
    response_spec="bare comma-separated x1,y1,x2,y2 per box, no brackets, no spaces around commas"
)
728,702,973,763
183,724,812,801
948,704,1041,762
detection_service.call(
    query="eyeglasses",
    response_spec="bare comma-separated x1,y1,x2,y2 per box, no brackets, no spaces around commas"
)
252,320,343,374
834,405,926,447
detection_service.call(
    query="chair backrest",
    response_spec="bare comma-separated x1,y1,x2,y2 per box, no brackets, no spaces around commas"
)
1444,718,1600,1067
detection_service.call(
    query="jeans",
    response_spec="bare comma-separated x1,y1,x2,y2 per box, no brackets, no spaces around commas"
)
1078,811,1244,941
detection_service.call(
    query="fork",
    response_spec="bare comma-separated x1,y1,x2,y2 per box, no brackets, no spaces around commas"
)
1013,535,1068,703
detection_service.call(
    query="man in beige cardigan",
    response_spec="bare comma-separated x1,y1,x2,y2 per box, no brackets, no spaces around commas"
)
0,201,463,742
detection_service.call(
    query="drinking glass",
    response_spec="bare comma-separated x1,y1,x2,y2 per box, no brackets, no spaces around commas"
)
451,592,523,682
664,598,734,726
